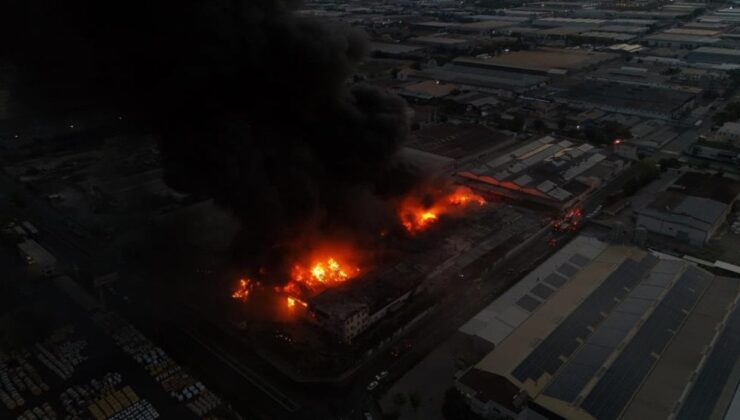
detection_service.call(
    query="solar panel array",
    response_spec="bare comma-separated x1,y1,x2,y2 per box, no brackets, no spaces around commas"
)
544,260,672,402
676,299,740,420
530,283,555,300
544,272,567,288
517,294,542,312
568,254,590,267
511,257,654,383
582,266,711,420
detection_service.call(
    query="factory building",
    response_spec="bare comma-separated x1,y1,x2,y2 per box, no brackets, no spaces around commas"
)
17,239,57,278
634,172,740,246
686,46,740,66
456,238,740,420
554,80,696,120
450,48,617,76
403,63,549,97
307,265,423,343
716,121,740,146
643,33,720,49
458,136,628,210
403,123,516,171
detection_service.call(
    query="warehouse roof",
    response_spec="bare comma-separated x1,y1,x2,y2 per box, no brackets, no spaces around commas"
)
468,240,740,420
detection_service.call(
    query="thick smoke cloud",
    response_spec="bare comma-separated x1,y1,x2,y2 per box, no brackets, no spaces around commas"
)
0,1,411,277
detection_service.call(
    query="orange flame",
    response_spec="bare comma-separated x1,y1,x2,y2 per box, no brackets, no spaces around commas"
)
288,256,360,293
286,296,308,309
399,186,485,234
231,278,253,301
270,242,365,307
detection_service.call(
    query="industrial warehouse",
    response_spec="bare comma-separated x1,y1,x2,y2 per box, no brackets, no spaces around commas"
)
455,236,740,420
458,136,628,210
2,0,740,419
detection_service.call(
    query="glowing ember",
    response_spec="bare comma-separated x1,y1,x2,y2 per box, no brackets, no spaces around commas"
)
448,188,486,206
231,278,253,301
290,256,360,292
286,296,308,309
399,185,485,234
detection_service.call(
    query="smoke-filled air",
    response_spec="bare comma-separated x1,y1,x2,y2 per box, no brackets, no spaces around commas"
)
0,0,418,282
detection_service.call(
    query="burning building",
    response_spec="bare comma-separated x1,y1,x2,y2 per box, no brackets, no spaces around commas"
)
306,266,423,343
226,185,491,341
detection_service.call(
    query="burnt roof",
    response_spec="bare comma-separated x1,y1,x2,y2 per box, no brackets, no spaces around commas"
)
308,265,423,316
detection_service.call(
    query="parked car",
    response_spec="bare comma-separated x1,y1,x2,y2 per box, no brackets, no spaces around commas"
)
375,371,389,381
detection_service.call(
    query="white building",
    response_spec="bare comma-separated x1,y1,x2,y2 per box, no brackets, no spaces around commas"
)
716,121,740,146
634,172,740,246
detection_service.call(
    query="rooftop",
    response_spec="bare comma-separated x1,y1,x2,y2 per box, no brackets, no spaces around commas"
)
453,48,616,75
468,239,740,420
407,123,513,161
668,171,740,204
690,46,740,57
408,63,549,91
369,42,424,56
459,136,618,205
645,33,720,44
555,80,696,115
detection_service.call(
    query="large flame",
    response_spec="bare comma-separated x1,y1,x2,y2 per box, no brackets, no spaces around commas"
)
231,247,362,311
285,255,360,295
231,186,485,310
399,185,485,234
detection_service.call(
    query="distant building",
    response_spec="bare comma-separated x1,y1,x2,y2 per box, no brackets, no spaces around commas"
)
688,140,740,163
398,80,459,100
456,241,740,420
369,42,425,58
644,33,720,49
716,121,740,146
451,47,617,76
554,80,696,120
404,123,515,171
17,239,57,278
405,64,549,97
634,172,740,245
686,46,740,66
459,136,628,210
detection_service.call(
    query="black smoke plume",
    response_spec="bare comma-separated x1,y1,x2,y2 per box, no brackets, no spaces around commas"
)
0,1,412,279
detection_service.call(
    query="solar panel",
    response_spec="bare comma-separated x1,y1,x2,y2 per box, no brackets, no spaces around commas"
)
616,297,654,315
517,294,541,312
530,283,555,300
588,326,627,348
581,268,711,420
544,272,567,288
630,284,666,300
556,262,579,278
545,279,659,403
512,258,651,383
642,271,674,288
676,305,740,420
569,254,591,267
